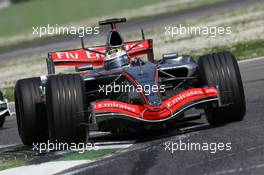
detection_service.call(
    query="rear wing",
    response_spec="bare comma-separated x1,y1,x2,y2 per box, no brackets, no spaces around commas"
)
47,39,153,74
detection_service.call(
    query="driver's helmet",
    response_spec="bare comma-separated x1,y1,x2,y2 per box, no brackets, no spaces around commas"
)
104,48,129,70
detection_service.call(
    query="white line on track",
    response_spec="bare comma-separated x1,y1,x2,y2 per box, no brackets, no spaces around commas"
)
238,56,264,64
95,144,133,149
207,163,264,175
0,144,19,149
0,160,91,175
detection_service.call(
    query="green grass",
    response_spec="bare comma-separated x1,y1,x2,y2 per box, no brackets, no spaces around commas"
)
188,39,264,60
2,86,15,101
0,149,118,171
209,40,264,60
0,160,25,171
0,145,120,171
56,149,119,161
0,145,34,171
0,0,166,37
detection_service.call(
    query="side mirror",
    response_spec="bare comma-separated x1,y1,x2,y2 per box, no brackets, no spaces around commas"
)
75,64,93,72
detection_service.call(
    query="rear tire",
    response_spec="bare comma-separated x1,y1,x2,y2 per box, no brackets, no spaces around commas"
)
0,90,3,100
15,77,48,145
198,52,246,125
46,74,88,143
0,90,5,128
0,116,5,128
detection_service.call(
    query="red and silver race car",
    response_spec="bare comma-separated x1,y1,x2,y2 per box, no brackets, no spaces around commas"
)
15,18,246,145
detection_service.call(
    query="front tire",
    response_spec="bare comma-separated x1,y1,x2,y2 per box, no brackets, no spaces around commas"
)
15,77,48,145
198,52,246,125
46,74,88,143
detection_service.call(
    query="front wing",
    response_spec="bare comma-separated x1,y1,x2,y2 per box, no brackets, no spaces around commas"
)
92,87,218,123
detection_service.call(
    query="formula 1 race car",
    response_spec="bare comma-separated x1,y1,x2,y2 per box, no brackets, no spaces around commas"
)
0,90,11,128
15,18,246,145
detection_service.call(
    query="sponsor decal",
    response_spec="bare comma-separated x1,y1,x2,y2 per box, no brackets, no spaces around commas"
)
55,50,105,60
166,89,204,107
124,43,144,50
95,101,136,113
204,87,217,94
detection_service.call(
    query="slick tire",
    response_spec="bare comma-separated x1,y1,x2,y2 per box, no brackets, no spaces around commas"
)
198,52,246,125
0,90,3,100
46,74,88,143
15,77,48,145
0,90,5,128
0,116,5,128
